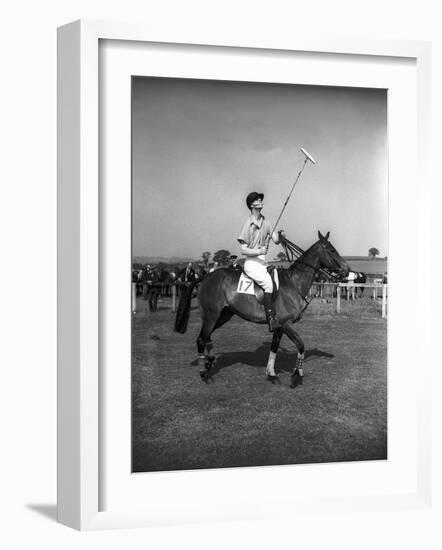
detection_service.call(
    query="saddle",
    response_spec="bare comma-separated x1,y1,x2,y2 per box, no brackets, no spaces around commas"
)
236,265,279,304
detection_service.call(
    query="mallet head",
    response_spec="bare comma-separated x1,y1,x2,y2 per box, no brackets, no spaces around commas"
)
300,147,316,165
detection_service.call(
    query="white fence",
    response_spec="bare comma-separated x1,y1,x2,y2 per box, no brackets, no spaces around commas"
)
310,282,388,318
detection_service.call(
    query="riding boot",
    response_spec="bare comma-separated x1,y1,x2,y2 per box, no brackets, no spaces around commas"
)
263,292,280,332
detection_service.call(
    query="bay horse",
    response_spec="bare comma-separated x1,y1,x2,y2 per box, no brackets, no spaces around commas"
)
175,231,349,387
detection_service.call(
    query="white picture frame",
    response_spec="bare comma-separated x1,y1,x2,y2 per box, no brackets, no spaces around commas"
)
57,19,433,531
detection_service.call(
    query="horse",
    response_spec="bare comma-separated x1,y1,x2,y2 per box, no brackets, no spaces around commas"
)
354,272,367,298
174,231,349,387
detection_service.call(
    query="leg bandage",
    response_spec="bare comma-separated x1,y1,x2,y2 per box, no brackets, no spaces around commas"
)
198,354,206,370
266,351,277,376
296,352,304,376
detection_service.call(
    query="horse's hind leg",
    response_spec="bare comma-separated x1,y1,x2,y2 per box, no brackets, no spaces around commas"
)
197,323,212,381
197,308,233,382
281,324,305,388
266,328,283,383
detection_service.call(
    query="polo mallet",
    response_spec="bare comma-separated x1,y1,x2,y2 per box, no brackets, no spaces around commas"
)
265,147,316,252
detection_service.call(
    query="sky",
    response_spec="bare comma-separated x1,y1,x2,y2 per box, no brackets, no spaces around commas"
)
132,77,387,260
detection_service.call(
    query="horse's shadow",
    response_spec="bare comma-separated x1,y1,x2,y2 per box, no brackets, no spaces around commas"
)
191,343,334,377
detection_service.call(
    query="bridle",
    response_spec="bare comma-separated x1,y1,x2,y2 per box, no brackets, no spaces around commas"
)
280,235,343,282
317,242,346,278
276,235,343,317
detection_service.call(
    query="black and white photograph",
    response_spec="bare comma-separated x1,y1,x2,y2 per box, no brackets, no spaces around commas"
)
4,0,439,543
131,76,388,473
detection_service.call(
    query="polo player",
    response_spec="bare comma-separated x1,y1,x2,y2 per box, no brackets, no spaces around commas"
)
237,191,282,331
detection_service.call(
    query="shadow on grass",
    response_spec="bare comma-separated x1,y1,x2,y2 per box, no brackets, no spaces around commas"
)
192,343,334,377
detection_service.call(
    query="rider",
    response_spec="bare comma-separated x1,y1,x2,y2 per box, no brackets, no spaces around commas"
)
237,191,282,332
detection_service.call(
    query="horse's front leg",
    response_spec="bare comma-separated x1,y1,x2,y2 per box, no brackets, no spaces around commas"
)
266,328,283,383
281,323,305,388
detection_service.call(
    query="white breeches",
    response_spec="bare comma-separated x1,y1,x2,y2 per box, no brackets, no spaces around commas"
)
244,258,273,293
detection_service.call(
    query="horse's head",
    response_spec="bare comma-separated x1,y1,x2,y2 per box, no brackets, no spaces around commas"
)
316,231,349,277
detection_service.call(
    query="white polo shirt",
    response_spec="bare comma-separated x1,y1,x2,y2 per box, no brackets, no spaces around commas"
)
237,215,272,262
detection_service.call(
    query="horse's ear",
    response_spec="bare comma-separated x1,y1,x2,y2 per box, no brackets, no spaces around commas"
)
325,231,330,240
318,230,324,240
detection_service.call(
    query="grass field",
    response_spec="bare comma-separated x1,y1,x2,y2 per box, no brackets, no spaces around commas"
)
132,294,387,472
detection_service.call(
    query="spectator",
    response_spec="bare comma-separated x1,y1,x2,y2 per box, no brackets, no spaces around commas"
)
179,262,196,283
346,271,357,300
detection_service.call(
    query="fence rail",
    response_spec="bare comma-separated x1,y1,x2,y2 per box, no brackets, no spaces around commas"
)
133,281,388,318
310,282,388,318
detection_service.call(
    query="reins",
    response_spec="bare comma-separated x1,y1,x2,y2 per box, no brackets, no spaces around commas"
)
278,235,315,312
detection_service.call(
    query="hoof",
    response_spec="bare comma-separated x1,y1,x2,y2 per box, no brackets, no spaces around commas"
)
266,374,280,384
199,370,210,383
198,356,216,383
199,367,214,384
290,368,303,388
199,370,207,382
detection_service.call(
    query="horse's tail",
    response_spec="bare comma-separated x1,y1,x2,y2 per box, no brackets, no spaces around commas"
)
174,279,201,333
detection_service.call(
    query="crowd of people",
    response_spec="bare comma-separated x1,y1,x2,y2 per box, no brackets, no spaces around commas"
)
132,256,241,289
131,260,223,310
